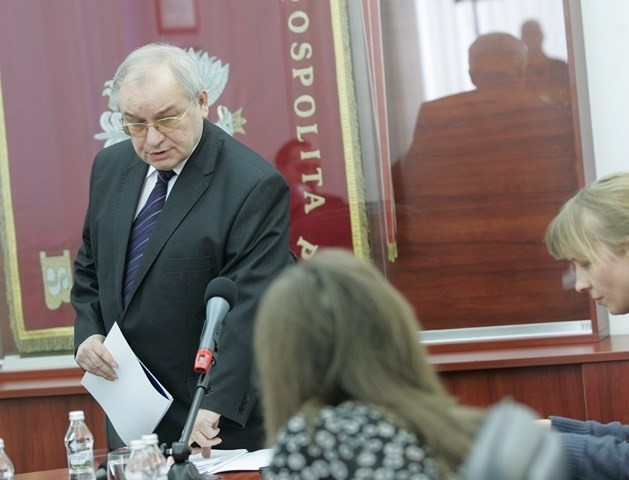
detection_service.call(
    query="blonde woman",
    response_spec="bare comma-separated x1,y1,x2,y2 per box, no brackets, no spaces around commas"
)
544,171,629,479
546,172,629,315
254,249,482,479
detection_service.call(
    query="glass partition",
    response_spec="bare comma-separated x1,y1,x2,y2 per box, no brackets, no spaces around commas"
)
373,0,599,345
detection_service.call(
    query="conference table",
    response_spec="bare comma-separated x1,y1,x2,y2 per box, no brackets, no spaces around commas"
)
15,470,260,480
15,452,260,480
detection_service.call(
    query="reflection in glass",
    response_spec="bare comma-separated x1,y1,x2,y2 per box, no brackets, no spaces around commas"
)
386,2,589,335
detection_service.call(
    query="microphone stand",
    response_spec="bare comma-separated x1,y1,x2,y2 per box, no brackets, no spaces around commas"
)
169,278,235,480
168,366,220,480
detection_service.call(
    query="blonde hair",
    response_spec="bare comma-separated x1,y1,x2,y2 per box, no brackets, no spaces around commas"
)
545,172,629,263
254,248,482,474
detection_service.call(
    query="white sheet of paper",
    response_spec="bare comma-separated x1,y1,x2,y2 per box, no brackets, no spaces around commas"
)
81,322,173,444
190,448,274,474
214,448,274,473
189,449,248,473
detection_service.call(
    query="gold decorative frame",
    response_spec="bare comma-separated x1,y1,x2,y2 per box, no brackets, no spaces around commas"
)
0,72,74,353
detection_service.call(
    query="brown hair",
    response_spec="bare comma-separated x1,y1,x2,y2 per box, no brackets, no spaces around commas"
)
254,248,482,474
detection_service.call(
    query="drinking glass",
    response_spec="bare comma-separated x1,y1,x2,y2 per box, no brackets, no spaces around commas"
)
107,447,131,480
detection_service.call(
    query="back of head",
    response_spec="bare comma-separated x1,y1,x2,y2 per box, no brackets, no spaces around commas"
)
108,43,205,111
545,172,629,263
275,139,317,184
520,19,544,51
255,248,482,473
468,32,528,88
255,249,431,429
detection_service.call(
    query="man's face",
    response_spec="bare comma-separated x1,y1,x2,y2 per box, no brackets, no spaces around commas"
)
119,65,208,170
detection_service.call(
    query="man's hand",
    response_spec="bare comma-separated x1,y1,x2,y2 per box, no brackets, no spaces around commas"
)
190,409,222,458
75,334,118,380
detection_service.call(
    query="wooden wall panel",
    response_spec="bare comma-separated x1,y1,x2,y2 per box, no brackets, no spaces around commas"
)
0,369,106,474
582,361,629,424
0,394,105,474
5,337,629,472
439,364,587,420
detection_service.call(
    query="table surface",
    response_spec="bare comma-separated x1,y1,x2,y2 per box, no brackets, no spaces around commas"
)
15,468,261,480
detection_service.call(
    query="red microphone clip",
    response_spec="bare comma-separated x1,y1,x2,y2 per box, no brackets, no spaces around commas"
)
194,348,214,373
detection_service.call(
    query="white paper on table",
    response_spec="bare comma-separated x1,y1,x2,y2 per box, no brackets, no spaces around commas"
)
189,449,248,474
81,322,173,444
190,448,274,474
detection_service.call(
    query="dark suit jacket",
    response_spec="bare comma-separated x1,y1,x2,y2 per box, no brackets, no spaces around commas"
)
71,120,291,450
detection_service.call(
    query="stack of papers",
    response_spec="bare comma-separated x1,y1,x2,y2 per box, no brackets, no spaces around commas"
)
190,448,274,474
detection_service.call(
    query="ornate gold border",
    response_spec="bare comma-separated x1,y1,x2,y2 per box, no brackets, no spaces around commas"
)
0,69,73,353
330,0,371,261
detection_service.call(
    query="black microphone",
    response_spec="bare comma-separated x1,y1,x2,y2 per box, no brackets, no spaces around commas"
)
194,277,238,373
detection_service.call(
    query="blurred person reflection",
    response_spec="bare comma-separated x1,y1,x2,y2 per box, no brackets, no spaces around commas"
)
390,32,580,329
521,19,571,106
275,140,350,254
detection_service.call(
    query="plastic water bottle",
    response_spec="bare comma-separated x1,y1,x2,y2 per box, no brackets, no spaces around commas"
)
64,410,95,480
125,439,152,480
142,434,168,480
0,439,14,480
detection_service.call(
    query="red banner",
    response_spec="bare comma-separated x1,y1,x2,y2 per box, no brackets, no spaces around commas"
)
0,0,376,353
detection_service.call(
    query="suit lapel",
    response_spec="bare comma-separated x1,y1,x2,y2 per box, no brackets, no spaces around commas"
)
115,160,149,314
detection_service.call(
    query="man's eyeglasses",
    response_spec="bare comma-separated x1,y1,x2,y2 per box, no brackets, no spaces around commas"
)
122,101,194,137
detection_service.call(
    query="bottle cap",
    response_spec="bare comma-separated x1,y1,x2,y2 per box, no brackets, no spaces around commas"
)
129,439,146,450
69,410,85,421
141,433,159,445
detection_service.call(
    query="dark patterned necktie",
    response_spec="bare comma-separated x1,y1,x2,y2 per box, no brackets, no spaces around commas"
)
122,170,176,306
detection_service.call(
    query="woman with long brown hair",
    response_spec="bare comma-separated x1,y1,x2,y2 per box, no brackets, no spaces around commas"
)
254,248,482,478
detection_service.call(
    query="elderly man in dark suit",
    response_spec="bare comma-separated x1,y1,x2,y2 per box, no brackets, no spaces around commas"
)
71,43,291,454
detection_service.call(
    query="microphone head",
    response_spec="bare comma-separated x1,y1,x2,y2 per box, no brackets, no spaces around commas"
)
204,277,238,307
